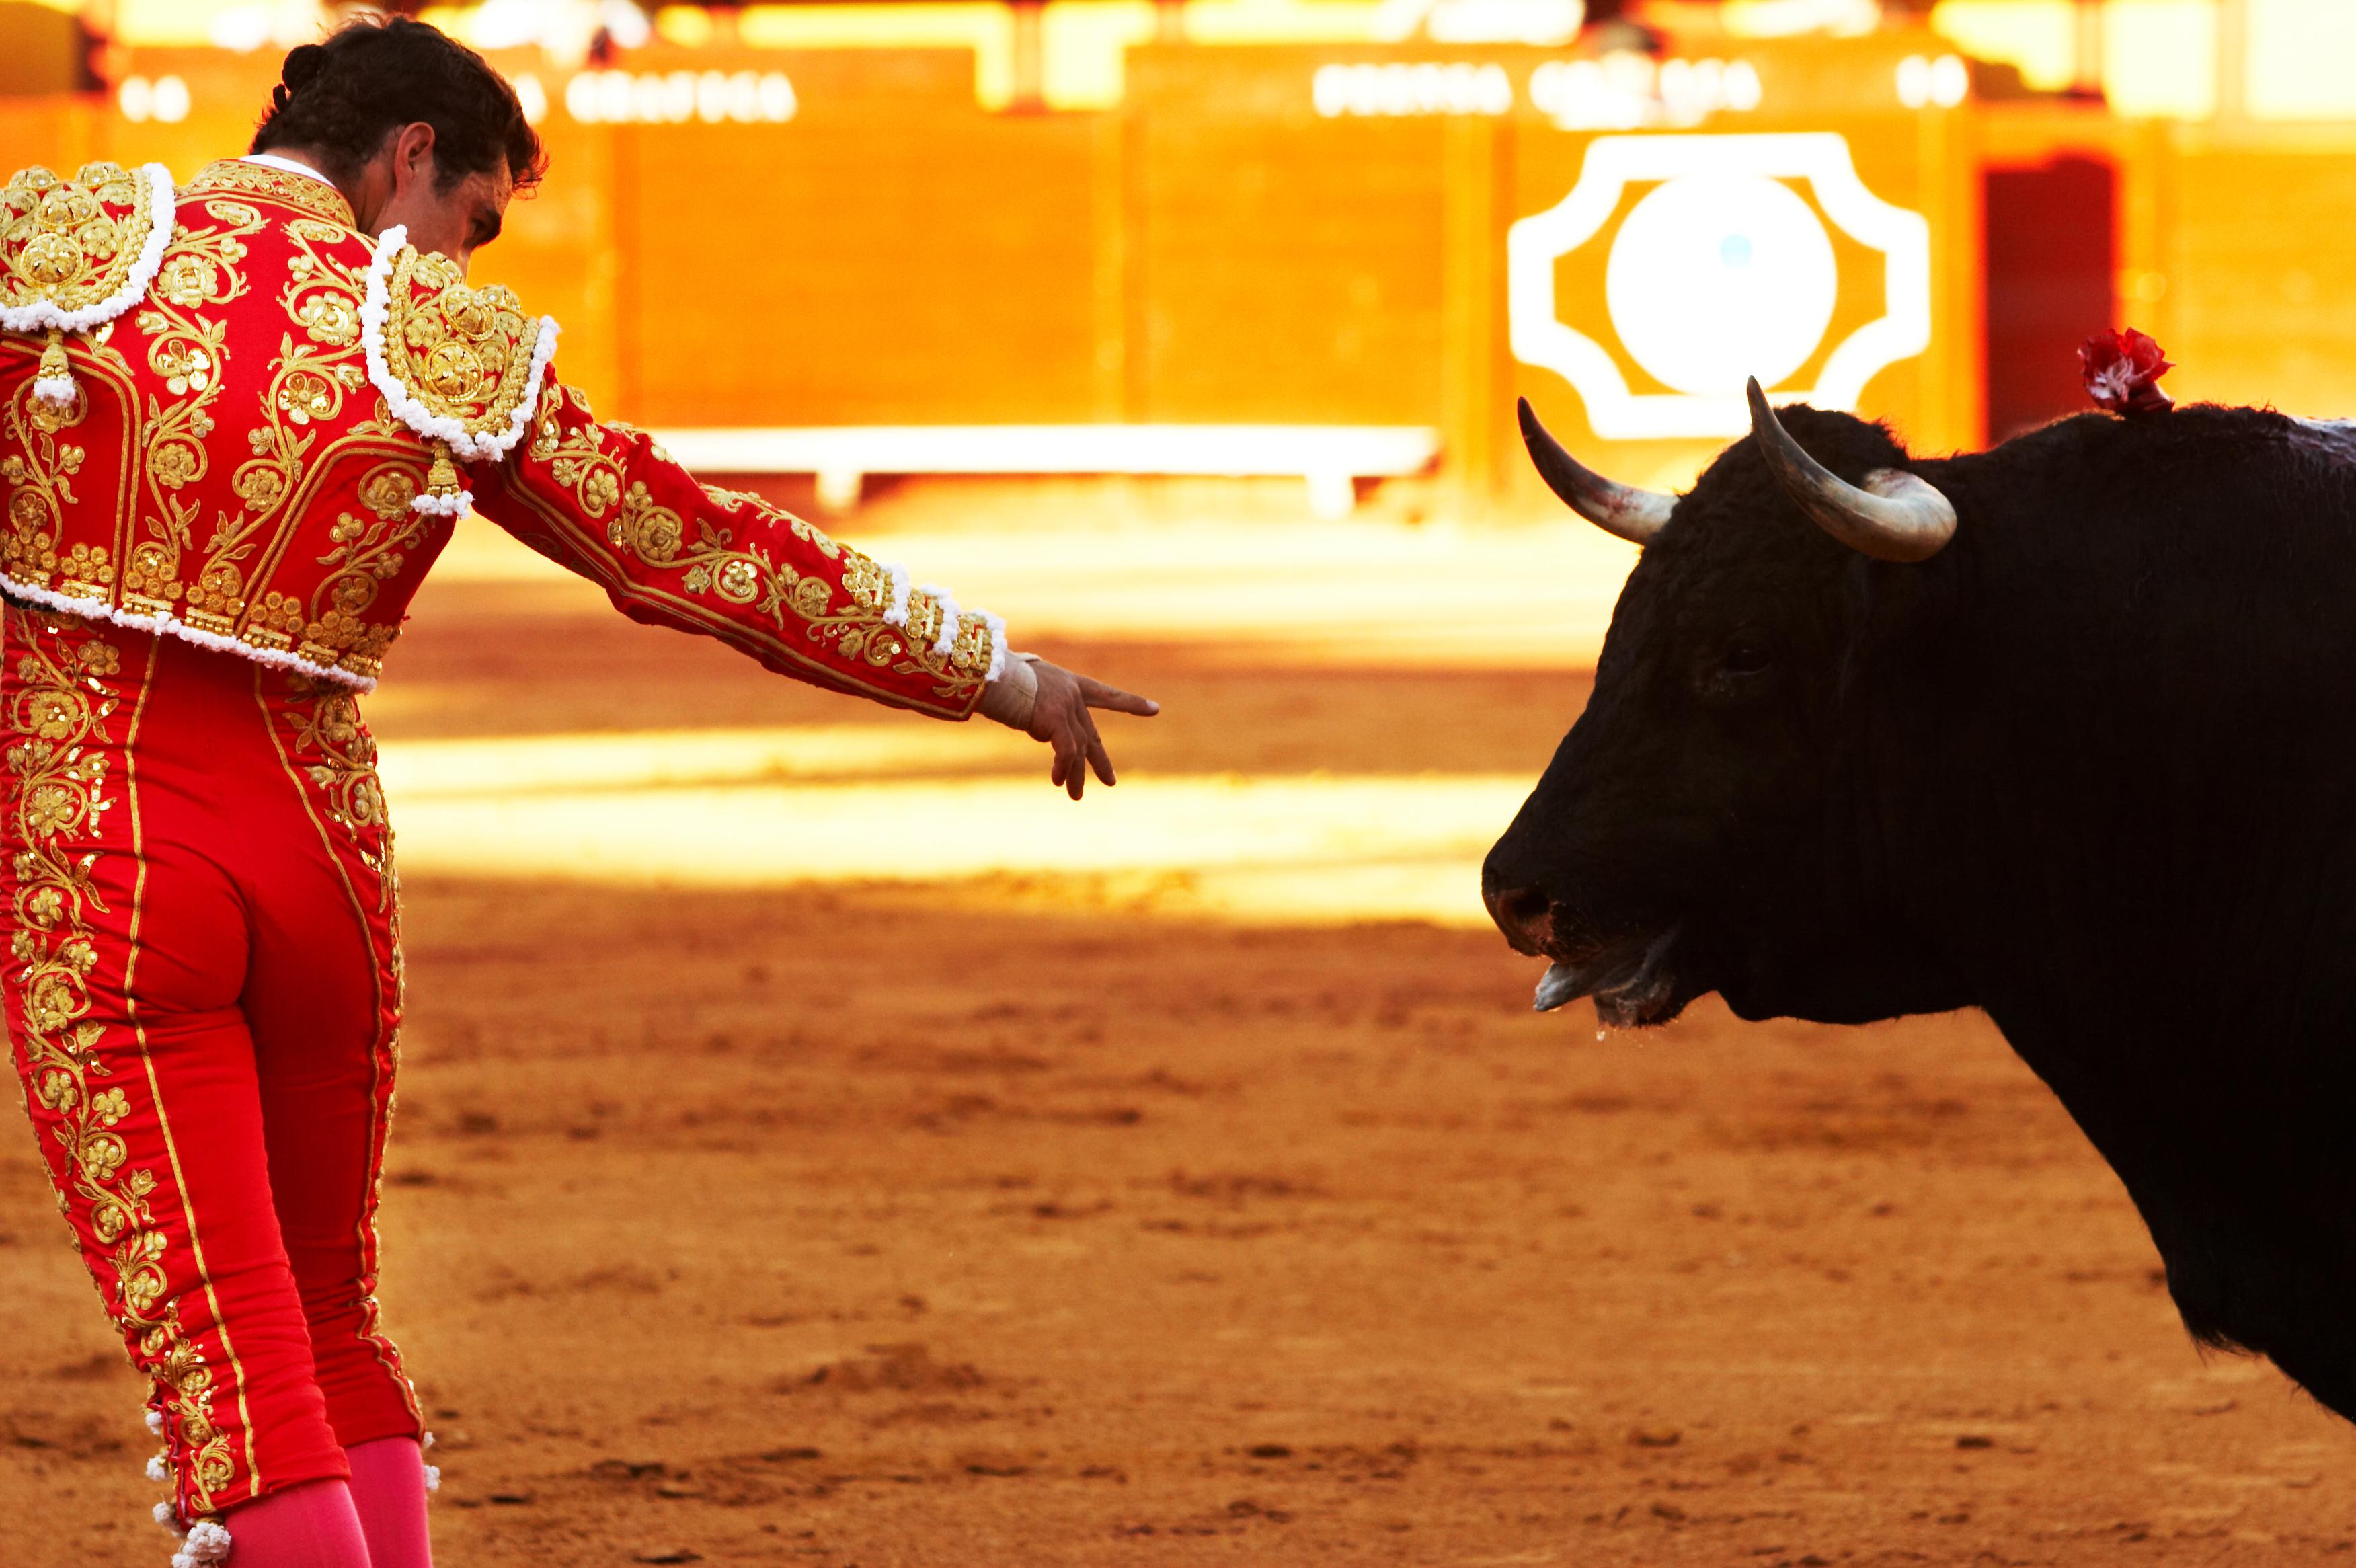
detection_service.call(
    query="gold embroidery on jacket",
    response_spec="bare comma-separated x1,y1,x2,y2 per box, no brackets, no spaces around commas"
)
276,220,368,385
300,463,427,667
182,161,354,230
1,374,88,584
520,385,986,700
189,221,376,633
2,613,237,1507
123,201,263,621
377,247,545,442
0,163,164,319
2,165,429,683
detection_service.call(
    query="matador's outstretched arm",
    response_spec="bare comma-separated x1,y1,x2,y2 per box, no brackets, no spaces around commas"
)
474,370,1004,718
469,369,1156,793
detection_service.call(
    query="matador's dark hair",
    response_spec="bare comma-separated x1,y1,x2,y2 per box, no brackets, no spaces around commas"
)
250,15,547,194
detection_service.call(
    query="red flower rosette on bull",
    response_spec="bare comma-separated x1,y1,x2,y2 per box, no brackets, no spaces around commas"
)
2080,328,2175,416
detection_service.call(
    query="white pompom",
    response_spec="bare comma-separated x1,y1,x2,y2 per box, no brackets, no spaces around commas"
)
146,1454,168,1483
407,489,473,518
145,1409,165,1436
153,1500,182,1534
918,584,962,657
180,1519,232,1561
422,1462,441,1494
421,1429,435,1452
978,611,1009,681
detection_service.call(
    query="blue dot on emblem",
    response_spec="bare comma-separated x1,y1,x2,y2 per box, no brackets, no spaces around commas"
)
1719,233,1754,268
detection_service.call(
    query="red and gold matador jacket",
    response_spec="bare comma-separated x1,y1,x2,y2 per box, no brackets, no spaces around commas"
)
0,157,1008,713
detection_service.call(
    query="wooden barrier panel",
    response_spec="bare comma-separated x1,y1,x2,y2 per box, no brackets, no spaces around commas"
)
1127,50,1450,426
614,101,1106,425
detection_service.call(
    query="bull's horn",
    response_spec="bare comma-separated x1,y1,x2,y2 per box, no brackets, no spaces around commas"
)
1518,397,1674,546
1745,377,1957,563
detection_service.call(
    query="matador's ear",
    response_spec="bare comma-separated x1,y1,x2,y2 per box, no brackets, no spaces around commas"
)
360,225,561,518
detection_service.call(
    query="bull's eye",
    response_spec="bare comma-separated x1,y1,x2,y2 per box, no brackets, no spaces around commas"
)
1696,639,1777,703
1719,642,1774,676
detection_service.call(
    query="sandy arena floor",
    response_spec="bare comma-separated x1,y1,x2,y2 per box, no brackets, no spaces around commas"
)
4,498,2355,1565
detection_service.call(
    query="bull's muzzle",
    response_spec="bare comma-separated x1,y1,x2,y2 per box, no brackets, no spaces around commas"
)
1483,881,1555,957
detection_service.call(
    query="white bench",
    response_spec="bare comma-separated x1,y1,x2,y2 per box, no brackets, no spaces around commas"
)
648,424,1444,520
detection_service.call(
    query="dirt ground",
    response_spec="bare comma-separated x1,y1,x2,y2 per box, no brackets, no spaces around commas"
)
5,561,2356,1566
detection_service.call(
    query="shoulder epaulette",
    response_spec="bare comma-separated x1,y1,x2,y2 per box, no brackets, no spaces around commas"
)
360,224,559,517
0,161,175,409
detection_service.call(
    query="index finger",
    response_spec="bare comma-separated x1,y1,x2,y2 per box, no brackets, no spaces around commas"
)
1078,678,1160,717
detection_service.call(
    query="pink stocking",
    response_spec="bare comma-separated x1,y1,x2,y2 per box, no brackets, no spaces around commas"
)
344,1435,434,1568
214,1477,372,1567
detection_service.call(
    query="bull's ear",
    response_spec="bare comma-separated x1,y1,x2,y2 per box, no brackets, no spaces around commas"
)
1745,379,1956,562
1518,397,1675,546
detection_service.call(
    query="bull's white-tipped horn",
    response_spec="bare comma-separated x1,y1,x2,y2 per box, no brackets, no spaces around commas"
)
1745,377,1957,563
1518,397,1675,546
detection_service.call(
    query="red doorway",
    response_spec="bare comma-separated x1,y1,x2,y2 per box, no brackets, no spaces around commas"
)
1984,157,2117,443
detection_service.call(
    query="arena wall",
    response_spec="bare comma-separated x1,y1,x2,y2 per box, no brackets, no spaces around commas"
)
13,34,2356,512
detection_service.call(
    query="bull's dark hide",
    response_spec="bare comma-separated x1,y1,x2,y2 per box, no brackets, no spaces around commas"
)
1486,403,2356,1421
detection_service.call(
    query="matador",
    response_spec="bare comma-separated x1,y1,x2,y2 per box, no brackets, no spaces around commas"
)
0,17,1154,1568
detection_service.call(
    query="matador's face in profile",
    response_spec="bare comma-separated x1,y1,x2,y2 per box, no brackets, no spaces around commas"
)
344,122,516,274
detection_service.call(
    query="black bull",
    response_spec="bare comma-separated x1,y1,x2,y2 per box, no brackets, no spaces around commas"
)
1485,387,2356,1422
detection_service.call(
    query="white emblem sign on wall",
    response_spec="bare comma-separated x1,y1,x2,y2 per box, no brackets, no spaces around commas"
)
1508,133,1930,439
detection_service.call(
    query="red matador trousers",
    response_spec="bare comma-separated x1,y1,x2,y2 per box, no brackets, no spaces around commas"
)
0,606,422,1526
